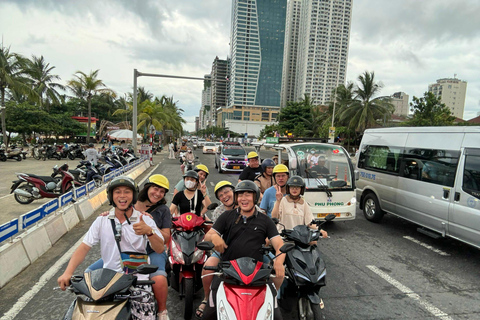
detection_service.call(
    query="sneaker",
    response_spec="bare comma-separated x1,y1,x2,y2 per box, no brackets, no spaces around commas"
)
157,310,170,320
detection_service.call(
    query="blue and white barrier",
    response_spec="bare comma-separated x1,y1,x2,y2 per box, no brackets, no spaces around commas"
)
0,156,151,288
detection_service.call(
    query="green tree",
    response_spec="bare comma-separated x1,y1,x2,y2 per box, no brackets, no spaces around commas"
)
259,124,280,139
408,91,456,126
337,71,394,133
0,46,36,145
278,100,311,134
67,70,116,143
26,55,65,110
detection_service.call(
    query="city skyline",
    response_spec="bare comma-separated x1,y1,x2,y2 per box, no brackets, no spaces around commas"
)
1,0,479,131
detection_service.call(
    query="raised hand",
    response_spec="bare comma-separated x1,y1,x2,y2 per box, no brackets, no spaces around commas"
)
275,185,283,201
133,214,151,236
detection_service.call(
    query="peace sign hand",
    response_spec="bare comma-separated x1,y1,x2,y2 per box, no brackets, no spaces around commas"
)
275,185,283,201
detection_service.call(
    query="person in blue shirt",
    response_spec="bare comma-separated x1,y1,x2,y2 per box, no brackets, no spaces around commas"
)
259,164,290,217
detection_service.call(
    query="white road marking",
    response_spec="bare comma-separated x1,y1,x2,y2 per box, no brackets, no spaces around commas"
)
0,235,86,320
367,265,453,320
403,236,450,256
0,194,13,200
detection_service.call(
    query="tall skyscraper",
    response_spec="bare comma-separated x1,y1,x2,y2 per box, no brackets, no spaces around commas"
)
199,74,212,130
282,0,352,107
211,57,229,125
428,77,467,119
228,0,287,109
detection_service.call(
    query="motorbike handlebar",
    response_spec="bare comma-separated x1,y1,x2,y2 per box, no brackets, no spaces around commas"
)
203,266,219,271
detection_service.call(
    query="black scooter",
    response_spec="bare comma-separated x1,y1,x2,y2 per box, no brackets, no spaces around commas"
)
275,214,336,320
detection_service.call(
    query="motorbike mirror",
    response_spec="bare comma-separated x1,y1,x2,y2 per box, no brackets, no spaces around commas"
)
324,214,336,222
197,241,214,251
207,203,219,211
279,242,295,253
136,264,158,275
271,218,279,225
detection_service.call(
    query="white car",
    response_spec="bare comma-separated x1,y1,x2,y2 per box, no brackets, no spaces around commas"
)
203,142,216,154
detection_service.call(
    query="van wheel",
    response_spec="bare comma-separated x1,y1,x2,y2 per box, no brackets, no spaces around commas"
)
363,193,384,222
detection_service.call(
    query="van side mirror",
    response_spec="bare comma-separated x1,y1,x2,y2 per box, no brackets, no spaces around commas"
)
354,170,359,181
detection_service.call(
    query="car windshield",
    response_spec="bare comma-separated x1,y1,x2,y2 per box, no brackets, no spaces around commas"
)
223,147,246,156
205,143,215,146
286,143,353,190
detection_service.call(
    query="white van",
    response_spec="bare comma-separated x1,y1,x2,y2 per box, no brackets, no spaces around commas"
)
356,126,480,248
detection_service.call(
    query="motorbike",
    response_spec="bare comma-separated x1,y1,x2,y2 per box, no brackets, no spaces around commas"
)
61,264,159,320
10,144,28,159
0,145,22,161
68,144,85,160
198,241,295,320
11,163,83,204
181,155,198,172
275,214,336,320
169,212,212,319
42,144,62,160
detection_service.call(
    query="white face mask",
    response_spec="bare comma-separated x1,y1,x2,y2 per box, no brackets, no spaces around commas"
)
185,180,196,189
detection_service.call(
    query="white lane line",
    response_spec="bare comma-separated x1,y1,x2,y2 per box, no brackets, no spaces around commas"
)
367,265,453,320
1,235,86,320
403,236,450,256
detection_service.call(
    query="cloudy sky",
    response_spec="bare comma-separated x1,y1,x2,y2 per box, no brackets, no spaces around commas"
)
1,0,479,131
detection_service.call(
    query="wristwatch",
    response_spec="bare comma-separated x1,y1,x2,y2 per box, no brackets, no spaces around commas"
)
147,228,156,237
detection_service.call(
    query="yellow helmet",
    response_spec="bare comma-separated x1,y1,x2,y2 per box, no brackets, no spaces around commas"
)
147,174,169,192
272,164,289,175
194,164,209,175
247,151,259,159
214,180,234,200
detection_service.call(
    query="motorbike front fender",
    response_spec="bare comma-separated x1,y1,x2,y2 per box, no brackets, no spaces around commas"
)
306,290,321,304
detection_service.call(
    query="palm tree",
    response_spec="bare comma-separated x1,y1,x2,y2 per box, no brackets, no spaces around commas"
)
0,46,35,145
27,55,65,110
67,70,116,143
338,71,394,133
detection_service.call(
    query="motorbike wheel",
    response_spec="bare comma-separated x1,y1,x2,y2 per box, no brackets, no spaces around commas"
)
0,155,6,162
14,185,34,204
56,154,62,160
22,154,26,160
310,301,322,320
183,278,194,320
43,154,47,161
68,153,75,160
80,154,85,160
298,297,322,320
16,156,22,161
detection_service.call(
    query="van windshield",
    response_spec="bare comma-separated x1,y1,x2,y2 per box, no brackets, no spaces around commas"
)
289,143,352,190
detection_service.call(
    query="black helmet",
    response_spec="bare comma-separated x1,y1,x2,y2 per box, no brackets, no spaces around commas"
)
286,175,306,195
261,158,276,171
182,141,186,145
107,176,139,206
234,180,260,205
183,170,199,181
88,143,94,148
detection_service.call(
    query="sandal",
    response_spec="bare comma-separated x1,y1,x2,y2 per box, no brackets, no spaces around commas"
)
195,299,208,319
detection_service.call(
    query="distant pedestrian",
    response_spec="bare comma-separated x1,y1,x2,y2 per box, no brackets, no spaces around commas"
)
84,143,100,165
168,141,175,159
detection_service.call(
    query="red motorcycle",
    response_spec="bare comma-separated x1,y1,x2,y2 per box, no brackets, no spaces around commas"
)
168,212,211,319
11,163,83,204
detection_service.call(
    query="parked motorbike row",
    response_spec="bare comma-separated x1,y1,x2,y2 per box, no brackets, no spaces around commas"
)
10,148,139,205
30,143,86,161
58,199,335,320
0,144,27,161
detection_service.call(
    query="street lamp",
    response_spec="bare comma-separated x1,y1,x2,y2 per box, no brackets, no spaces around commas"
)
321,59,341,143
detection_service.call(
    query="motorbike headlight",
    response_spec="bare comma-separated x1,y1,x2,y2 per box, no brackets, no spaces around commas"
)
191,248,205,264
218,300,230,320
171,241,184,264
263,303,273,320
294,270,310,282
317,269,326,281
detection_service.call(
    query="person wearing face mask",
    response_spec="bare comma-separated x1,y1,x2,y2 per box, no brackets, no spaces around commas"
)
180,147,195,174
173,164,210,197
169,170,211,217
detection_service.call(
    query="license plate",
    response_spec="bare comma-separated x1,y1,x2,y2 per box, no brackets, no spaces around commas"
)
317,213,341,218
233,166,240,169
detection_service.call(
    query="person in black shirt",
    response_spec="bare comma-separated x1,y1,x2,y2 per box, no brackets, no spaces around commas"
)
202,181,285,319
238,151,263,182
170,170,210,217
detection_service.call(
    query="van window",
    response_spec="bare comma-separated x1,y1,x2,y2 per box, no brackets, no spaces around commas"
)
358,145,401,174
403,148,459,187
463,148,480,199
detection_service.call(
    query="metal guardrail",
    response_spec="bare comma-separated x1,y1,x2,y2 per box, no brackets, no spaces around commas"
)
0,157,149,244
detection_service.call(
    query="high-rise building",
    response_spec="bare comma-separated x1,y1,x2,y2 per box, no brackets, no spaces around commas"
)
228,0,287,109
428,77,467,119
211,57,229,126
282,0,352,106
199,74,213,130
390,92,410,116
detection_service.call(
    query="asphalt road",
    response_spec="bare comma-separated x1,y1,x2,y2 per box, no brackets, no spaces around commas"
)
1,147,479,320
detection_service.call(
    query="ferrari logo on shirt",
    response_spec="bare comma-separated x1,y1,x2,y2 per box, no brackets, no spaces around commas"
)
186,215,192,221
